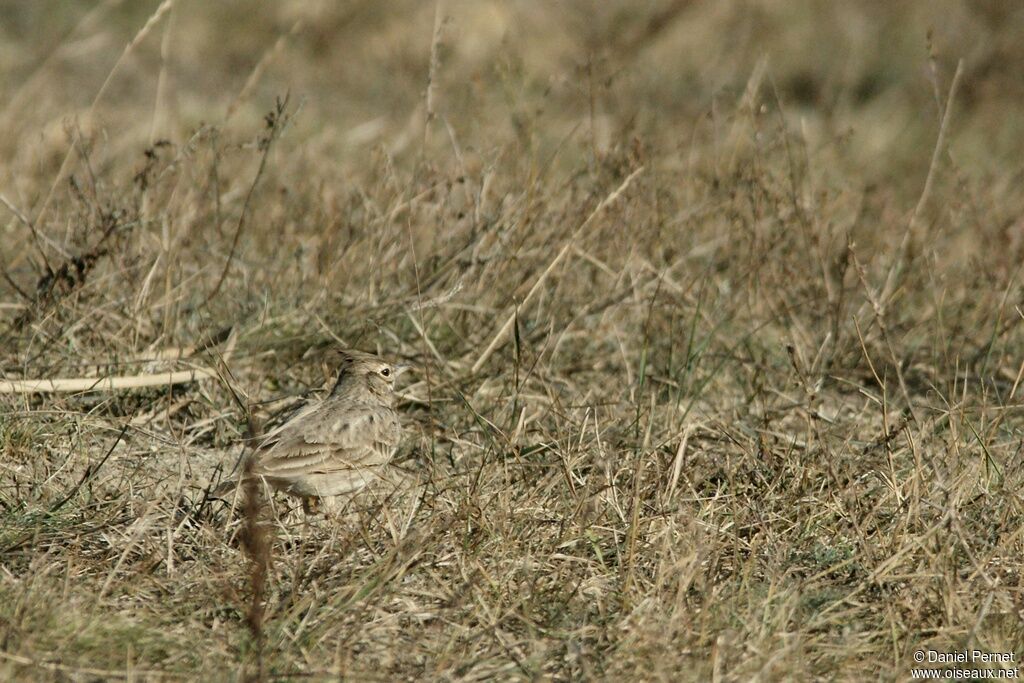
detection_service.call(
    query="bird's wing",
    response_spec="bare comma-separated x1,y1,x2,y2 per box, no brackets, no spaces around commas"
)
252,398,323,451
251,403,400,478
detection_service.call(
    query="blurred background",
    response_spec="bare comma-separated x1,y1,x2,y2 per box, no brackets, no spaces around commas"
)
3,3,1024,679
1,0,1022,195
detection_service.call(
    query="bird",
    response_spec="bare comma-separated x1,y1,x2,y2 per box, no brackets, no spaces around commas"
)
214,349,407,515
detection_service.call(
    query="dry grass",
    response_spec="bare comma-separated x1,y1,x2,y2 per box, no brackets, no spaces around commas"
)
2,1,1024,680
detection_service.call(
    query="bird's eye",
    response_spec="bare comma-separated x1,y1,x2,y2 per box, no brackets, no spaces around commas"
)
380,367,391,377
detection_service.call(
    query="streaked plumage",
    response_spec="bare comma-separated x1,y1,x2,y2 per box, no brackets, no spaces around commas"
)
217,350,406,513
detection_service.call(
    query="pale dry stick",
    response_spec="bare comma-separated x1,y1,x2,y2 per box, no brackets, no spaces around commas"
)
471,166,644,373
510,405,528,444
861,59,964,318
0,367,216,394
224,19,303,122
667,425,693,498
125,333,234,423
1009,356,1024,401
32,0,176,231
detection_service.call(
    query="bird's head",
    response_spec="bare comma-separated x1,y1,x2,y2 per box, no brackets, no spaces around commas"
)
330,350,409,398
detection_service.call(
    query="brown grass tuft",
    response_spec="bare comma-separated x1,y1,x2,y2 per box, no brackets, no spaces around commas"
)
2,2,1024,680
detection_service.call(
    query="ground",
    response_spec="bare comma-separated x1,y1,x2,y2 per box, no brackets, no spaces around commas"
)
1,1,1023,680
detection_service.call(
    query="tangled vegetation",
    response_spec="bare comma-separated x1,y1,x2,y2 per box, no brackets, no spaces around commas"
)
1,2,1023,680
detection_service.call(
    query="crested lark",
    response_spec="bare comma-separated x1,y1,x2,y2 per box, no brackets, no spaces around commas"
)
217,350,407,514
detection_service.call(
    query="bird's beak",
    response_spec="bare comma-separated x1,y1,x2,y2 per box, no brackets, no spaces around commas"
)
393,363,412,377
